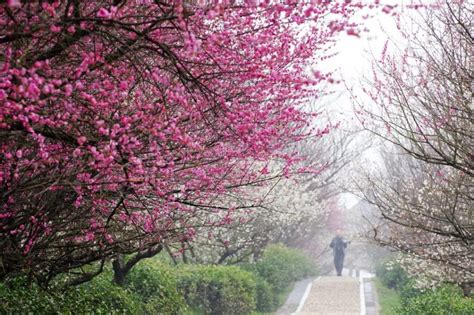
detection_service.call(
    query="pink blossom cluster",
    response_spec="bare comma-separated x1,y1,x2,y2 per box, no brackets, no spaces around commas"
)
0,1,362,277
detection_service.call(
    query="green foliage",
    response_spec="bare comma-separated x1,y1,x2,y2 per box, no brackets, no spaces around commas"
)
254,244,317,294
125,261,187,315
375,259,408,290
177,264,257,315
239,244,317,312
373,278,402,315
398,278,424,302
376,263,474,315
74,271,142,314
0,272,141,314
254,278,276,312
398,284,474,315
0,245,317,314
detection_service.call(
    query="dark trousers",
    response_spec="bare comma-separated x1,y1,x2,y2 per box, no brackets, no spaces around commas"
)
334,253,344,276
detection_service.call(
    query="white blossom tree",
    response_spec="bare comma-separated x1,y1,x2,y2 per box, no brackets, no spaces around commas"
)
356,1,473,294
170,126,360,265
357,148,472,291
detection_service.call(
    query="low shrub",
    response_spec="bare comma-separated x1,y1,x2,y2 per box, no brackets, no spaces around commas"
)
375,258,408,290
254,244,317,294
375,259,474,315
398,284,474,315
177,264,256,315
74,271,142,314
238,244,317,312
0,245,317,314
125,261,187,315
0,277,58,314
0,272,141,314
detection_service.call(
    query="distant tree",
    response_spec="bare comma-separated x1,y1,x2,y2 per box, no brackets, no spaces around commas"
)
182,127,360,265
182,172,329,265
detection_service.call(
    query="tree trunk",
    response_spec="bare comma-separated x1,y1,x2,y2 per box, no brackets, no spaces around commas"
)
112,245,163,286
112,256,126,286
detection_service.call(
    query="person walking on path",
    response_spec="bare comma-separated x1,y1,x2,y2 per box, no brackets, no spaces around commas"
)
329,229,349,276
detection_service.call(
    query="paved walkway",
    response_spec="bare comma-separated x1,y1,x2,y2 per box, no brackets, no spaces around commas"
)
298,276,361,315
277,269,379,315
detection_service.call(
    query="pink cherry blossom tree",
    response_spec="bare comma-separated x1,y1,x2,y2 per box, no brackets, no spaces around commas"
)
0,1,361,285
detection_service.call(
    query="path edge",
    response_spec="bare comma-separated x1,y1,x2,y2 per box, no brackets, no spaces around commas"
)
359,274,366,315
290,276,318,315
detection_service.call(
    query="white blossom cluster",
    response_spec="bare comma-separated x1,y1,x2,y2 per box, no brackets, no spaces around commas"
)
181,167,331,264
358,150,473,287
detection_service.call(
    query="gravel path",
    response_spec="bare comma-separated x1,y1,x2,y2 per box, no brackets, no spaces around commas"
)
298,276,361,315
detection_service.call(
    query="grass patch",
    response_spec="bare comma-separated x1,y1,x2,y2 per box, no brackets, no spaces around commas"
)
373,278,401,315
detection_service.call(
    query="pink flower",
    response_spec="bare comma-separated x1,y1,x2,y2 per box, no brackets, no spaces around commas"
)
119,81,128,91
74,196,82,208
0,90,7,100
313,70,322,79
72,148,82,158
346,29,359,37
77,136,87,145
97,8,111,19
64,84,73,96
50,25,61,33
7,0,21,8
27,83,41,99
105,234,114,244
382,5,395,14
67,25,76,33
85,232,95,242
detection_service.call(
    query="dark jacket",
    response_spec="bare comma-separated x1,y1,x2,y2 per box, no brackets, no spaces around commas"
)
330,236,347,256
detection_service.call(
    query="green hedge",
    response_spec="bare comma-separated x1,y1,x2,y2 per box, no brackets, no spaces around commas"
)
241,244,317,312
176,264,256,315
399,284,474,315
0,272,141,314
254,244,317,293
254,277,276,312
0,245,318,314
125,261,187,314
375,258,473,315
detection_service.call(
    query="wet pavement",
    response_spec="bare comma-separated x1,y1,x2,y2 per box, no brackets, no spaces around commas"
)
277,270,378,315
298,276,360,315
